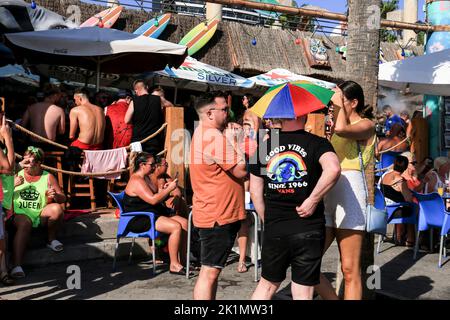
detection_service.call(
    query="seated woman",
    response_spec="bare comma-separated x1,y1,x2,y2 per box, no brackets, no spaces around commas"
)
152,156,188,219
380,155,415,247
401,152,424,192
424,157,450,194
10,147,66,278
123,152,189,275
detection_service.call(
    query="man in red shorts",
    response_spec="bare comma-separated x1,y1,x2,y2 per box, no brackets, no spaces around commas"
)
69,88,105,150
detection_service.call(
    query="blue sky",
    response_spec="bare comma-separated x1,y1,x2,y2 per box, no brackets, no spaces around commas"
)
296,0,425,21
83,0,426,21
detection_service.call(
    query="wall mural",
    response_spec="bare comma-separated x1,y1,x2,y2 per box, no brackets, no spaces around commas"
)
301,38,331,69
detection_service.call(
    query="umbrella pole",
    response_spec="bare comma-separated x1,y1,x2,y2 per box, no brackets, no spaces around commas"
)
174,86,178,105
96,61,100,92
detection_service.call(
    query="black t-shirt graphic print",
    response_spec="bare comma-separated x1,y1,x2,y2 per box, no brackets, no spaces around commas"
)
250,129,335,237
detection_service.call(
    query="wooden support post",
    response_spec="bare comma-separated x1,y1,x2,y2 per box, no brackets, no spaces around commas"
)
164,107,185,190
305,113,325,138
410,118,429,162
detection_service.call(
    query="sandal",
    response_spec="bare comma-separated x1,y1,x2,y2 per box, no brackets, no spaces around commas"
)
237,262,248,273
47,239,64,252
0,272,14,286
169,267,193,276
10,266,25,279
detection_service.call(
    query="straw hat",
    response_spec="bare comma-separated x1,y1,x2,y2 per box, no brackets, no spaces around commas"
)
434,156,450,171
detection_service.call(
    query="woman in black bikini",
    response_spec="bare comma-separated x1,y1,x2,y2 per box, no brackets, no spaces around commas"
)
123,152,189,275
381,155,415,247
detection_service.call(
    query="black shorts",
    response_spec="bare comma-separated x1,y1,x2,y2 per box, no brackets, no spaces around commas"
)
261,229,325,286
197,221,241,269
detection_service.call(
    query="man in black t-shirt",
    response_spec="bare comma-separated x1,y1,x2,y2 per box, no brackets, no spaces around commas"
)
125,80,164,154
249,116,340,300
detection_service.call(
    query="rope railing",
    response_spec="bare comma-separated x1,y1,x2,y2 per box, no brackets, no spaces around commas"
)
9,120,168,152
15,149,167,177
377,137,409,155
12,122,68,150
10,119,169,177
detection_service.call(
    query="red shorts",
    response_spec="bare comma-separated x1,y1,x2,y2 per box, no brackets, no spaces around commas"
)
71,139,103,150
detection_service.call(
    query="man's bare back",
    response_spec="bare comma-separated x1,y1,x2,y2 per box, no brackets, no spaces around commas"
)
22,102,65,142
69,102,105,145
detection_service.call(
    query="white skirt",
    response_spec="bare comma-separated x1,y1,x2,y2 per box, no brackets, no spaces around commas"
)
324,170,367,231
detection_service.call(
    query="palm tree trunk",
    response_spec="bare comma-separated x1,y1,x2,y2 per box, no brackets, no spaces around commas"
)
335,0,381,300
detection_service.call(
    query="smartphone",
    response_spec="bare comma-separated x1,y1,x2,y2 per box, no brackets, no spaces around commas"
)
174,172,179,179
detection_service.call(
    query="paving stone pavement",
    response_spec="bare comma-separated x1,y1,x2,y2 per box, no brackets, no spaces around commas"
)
1,242,449,300
0,245,338,301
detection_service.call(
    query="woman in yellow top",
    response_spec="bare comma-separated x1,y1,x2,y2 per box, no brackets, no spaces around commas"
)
316,81,376,300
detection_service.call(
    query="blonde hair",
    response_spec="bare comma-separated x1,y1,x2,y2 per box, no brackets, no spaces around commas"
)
434,156,450,171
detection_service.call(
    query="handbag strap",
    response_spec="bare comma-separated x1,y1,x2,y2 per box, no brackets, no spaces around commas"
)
357,142,369,202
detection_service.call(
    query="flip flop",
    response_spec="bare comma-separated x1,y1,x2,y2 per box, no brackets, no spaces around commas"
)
169,267,193,276
10,266,25,279
47,239,64,252
237,262,248,273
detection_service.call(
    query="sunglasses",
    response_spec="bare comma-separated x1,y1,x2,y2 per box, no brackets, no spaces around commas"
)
144,162,156,167
209,107,229,113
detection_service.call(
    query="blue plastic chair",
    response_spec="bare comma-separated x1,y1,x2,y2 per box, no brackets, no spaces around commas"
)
108,191,159,274
376,151,403,177
412,191,450,268
375,187,419,254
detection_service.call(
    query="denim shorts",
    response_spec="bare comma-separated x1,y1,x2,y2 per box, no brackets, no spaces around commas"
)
261,229,325,286
197,221,241,269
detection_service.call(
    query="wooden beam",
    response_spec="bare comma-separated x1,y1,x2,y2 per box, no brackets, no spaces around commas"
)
203,0,450,32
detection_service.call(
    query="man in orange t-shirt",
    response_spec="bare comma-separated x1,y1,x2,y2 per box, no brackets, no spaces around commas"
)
190,92,247,300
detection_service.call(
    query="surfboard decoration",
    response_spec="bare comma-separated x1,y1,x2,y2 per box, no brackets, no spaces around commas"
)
133,13,171,39
80,5,123,28
178,19,219,56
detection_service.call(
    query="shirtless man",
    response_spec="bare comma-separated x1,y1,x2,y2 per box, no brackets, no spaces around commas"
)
69,88,105,150
152,86,174,109
22,86,65,145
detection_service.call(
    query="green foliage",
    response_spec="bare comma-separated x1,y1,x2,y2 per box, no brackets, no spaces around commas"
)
279,1,312,31
417,31,425,46
381,0,399,19
380,0,400,42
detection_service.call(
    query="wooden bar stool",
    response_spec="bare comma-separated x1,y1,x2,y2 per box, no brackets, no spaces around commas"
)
66,175,96,212
65,153,95,212
44,151,64,189
44,151,66,210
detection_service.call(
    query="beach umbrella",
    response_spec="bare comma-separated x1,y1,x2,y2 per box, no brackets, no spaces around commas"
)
150,56,255,102
378,48,450,96
248,68,336,89
250,81,334,119
4,27,188,90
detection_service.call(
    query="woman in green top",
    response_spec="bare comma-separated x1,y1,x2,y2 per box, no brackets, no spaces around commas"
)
0,115,15,288
10,147,66,279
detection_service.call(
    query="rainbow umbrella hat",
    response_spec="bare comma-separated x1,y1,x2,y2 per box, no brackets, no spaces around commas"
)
250,81,335,119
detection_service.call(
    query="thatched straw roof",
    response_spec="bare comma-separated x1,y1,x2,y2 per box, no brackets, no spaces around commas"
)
39,0,424,83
